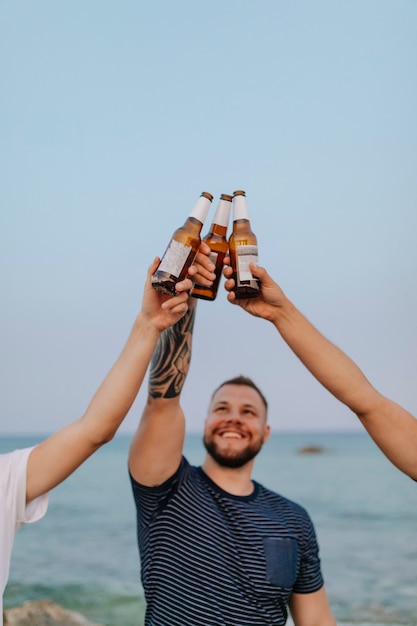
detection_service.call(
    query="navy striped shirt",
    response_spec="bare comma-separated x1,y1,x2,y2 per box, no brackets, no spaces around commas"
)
130,457,324,625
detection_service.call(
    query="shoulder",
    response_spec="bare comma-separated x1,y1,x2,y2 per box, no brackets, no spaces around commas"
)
0,447,33,485
130,457,203,524
130,456,196,492
1,446,48,525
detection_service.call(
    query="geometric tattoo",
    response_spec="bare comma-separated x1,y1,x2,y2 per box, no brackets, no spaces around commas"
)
148,305,196,399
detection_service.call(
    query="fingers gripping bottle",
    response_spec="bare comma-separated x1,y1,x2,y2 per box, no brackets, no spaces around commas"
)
152,191,213,296
228,190,260,299
191,193,232,301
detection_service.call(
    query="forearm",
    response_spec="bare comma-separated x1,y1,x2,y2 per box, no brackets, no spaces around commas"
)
148,298,196,399
271,299,417,478
129,301,197,484
80,314,161,441
26,315,160,502
271,298,379,414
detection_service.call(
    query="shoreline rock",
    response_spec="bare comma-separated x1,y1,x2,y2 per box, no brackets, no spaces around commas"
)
4,600,103,626
297,444,325,454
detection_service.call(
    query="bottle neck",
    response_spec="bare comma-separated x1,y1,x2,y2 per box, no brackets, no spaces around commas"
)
184,216,206,232
232,218,251,233
212,198,231,228
189,194,212,224
210,223,228,237
232,194,249,220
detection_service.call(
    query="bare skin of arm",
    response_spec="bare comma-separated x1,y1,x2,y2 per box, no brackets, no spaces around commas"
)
128,244,216,487
289,587,336,626
128,298,197,486
26,250,215,504
223,260,417,480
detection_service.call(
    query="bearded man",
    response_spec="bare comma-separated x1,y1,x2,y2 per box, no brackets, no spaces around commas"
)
128,295,336,626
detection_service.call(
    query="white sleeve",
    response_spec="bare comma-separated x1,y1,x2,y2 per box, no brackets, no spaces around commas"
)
0,447,49,615
1,447,48,528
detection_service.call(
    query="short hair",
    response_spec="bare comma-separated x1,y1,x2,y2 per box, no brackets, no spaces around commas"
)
210,375,268,412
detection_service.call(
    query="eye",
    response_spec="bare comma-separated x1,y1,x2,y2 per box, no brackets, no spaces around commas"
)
215,405,227,412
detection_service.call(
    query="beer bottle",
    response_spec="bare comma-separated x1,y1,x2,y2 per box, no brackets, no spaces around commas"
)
152,191,213,296
191,193,232,301
228,190,260,299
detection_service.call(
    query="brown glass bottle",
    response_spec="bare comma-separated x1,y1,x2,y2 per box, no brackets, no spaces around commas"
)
152,191,213,296
191,193,232,301
228,190,260,299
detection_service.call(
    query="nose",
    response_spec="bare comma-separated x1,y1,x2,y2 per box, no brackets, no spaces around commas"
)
225,412,242,424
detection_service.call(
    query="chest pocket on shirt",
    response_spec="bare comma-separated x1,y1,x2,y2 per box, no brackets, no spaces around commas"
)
263,537,299,589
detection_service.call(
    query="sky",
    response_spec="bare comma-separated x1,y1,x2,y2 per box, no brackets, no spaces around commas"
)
1,0,416,436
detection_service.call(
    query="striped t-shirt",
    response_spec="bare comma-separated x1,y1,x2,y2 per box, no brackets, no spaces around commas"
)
130,457,324,626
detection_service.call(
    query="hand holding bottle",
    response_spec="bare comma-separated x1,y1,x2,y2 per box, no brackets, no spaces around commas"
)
139,258,195,333
228,190,260,299
152,192,213,296
191,194,232,301
188,242,216,288
140,245,215,331
223,257,288,323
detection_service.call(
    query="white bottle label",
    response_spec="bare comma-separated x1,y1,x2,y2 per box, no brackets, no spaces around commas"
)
237,244,258,281
208,251,218,266
232,194,249,220
159,239,191,277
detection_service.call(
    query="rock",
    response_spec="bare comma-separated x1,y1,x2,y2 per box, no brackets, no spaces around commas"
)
297,445,325,454
3,600,103,626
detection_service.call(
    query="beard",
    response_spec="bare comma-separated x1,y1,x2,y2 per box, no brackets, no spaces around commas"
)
203,434,263,468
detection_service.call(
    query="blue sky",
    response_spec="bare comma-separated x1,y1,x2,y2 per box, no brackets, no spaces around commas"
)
1,0,416,435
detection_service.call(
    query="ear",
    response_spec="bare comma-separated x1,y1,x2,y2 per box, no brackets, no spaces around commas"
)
262,424,271,444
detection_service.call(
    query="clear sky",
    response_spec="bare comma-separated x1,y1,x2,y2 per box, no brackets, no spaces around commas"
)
1,0,416,435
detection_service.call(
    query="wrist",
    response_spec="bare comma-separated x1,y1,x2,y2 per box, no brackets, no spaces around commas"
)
133,311,162,341
269,297,297,328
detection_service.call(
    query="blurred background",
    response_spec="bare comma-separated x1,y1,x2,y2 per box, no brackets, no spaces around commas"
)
1,0,416,436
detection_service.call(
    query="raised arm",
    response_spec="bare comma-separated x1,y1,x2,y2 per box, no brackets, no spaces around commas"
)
224,261,417,480
127,244,216,488
128,295,197,486
26,258,194,503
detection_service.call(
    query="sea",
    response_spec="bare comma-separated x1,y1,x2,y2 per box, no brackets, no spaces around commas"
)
2,431,416,626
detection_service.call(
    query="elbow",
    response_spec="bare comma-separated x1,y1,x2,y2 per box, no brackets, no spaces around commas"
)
78,416,119,449
100,432,116,446
91,429,117,448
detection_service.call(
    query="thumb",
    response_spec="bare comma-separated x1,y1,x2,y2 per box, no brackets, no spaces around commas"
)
148,257,161,277
250,263,274,286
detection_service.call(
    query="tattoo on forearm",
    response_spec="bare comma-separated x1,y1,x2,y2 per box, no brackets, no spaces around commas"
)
149,306,196,399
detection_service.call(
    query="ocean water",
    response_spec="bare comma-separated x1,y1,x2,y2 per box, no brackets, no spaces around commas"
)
2,432,416,626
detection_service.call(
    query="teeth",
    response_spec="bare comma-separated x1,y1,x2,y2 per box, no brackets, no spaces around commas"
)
222,432,241,439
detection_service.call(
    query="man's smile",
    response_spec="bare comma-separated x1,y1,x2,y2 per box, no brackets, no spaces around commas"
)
215,427,247,440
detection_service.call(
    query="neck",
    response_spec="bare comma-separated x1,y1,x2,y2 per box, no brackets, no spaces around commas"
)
201,455,255,496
